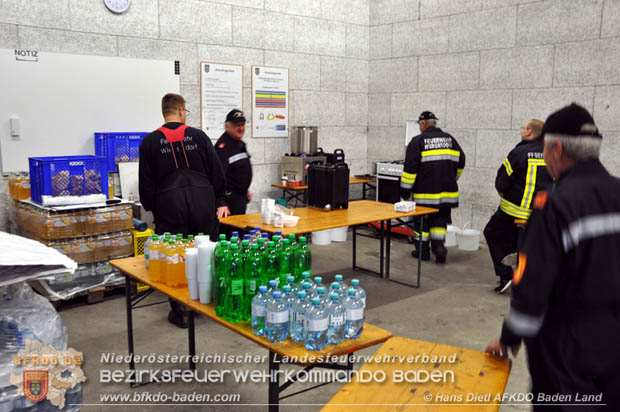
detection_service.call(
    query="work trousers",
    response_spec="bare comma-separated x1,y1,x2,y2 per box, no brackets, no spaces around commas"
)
483,209,519,282
524,309,620,411
414,207,451,256
220,190,249,238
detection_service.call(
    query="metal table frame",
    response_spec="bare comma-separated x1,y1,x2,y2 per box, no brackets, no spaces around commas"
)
351,214,424,289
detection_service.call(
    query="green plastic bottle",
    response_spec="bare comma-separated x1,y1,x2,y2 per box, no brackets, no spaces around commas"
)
265,241,280,284
288,233,297,248
272,235,282,253
214,240,229,317
243,243,264,321
257,237,266,254
241,239,251,269
279,239,295,286
224,244,245,323
294,237,312,281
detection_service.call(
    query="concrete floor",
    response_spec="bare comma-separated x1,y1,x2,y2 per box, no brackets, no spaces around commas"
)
58,231,531,412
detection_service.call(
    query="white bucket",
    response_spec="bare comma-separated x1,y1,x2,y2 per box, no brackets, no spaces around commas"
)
457,226,481,251
331,226,348,242
312,229,332,245
445,225,461,247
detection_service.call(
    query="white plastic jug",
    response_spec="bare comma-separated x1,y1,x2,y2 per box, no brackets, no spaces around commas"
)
445,225,461,247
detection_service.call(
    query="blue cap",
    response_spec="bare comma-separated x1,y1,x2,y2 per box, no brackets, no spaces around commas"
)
250,230,256,235
243,234,251,240
348,288,356,296
314,276,322,284
232,231,239,236
262,233,269,238
259,285,267,293
287,276,295,283
276,231,282,235
282,285,291,292
269,280,277,287
352,279,360,286
254,226,261,231
273,291,282,299
311,298,321,305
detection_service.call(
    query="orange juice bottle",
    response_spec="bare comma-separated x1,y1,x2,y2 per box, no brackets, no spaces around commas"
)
160,239,172,285
148,235,160,282
179,238,189,287
187,235,195,248
168,237,182,287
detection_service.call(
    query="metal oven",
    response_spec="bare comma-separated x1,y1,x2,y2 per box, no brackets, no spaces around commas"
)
376,161,405,204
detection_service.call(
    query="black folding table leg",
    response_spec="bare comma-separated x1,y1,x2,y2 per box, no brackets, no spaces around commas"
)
352,225,357,270
386,219,391,278
125,275,136,380
269,350,280,412
417,215,423,288
379,221,384,276
188,310,196,370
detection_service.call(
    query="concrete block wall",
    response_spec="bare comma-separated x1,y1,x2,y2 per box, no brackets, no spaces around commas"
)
0,0,370,228
369,0,620,231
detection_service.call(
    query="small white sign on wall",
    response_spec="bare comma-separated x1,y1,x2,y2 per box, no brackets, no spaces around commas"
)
200,62,243,140
251,65,289,138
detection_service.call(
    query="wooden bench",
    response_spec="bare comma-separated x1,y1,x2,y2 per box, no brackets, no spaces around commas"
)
322,336,512,412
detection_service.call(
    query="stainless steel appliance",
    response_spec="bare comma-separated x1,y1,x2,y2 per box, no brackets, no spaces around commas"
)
376,160,405,204
281,155,326,185
290,126,318,155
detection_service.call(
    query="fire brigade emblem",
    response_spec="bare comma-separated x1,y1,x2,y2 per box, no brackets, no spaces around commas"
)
23,370,48,402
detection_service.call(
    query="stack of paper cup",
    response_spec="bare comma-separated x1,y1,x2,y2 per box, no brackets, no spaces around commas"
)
185,248,199,300
197,242,216,304
194,235,210,248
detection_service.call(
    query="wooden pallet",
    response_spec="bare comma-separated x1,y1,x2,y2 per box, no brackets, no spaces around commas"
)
29,280,134,311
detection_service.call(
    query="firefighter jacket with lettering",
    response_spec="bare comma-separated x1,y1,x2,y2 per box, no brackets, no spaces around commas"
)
215,132,253,194
500,159,620,346
399,126,465,208
495,138,553,220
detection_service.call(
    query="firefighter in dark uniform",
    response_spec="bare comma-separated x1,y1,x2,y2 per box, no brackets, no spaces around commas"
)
484,119,553,294
487,104,620,411
139,93,227,327
400,111,465,264
215,109,252,224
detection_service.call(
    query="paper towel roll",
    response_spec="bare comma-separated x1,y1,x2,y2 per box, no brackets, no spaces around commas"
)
194,235,210,248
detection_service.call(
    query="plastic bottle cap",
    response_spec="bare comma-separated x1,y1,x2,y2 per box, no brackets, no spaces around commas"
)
314,277,322,283
302,282,311,289
335,274,343,281
273,235,280,241
198,233,204,236
302,271,310,278
298,291,306,298
269,280,278,287
352,279,360,286
182,239,188,243
232,232,239,236
188,235,194,239
273,291,282,299
317,287,325,294
331,282,339,288
250,230,256,235
348,288,356,296
288,234,295,239
276,231,282,235
230,244,239,250
219,234,226,240
311,298,321,305
282,285,291,292
331,293,339,300
283,239,289,245
299,237,306,243
262,233,269,238
287,276,295,283
267,241,275,248
258,238,265,245
251,244,259,250
231,237,239,243
259,286,267,293
152,235,159,240
221,240,228,246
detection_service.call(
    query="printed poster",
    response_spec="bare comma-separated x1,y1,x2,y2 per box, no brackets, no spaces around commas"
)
200,62,243,140
251,65,289,138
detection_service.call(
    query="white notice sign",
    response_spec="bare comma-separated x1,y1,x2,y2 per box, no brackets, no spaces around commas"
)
251,65,289,138
200,62,243,140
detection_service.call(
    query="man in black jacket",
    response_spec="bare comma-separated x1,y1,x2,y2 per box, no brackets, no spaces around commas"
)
400,111,465,264
139,93,227,327
487,104,620,411
215,109,252,218
483,119,553,294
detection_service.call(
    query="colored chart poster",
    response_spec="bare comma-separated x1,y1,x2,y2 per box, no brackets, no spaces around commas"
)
251,65,289,138
200,62,243,140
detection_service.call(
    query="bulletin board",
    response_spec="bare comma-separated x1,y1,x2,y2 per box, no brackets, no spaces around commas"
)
200,62,243,140
251,65,289,138
0,48,180,173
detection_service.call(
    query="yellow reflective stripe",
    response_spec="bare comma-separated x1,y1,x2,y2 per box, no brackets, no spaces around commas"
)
430,227,447,235
421,149,460,157
500,197,531,219
414,192,459,199
456,168,464,177
503,158,513,176
401,171,417,185
521,160,547,209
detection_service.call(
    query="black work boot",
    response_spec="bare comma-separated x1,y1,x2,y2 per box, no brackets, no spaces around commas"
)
432,240,447,264
411,241,430,261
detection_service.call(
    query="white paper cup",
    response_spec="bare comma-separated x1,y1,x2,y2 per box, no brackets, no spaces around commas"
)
198,281,211,304
187,277,199,300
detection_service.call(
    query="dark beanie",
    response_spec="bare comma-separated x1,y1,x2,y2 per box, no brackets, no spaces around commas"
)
541,103,601,139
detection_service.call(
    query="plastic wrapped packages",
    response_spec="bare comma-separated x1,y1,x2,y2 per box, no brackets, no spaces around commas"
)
0,282,68,391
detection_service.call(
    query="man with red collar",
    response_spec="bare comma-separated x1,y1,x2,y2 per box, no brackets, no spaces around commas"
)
139,93,227,327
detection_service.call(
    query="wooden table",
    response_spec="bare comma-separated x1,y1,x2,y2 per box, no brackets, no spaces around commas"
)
272,176,376,206
110,256,392,412
220,200,438,288
322,336,512,412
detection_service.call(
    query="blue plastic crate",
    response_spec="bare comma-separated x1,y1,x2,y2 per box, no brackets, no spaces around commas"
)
94,132,147,172
28,155,109,204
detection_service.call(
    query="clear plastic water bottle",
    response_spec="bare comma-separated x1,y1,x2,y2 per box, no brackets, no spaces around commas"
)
309,276,323,298
250,230,257,244
266,291,289,343
304,298,328,351
232,231,239,239
316,286,328,307
290,291,310,342
326,293,346,345
261,232,269,240
267,279,279,297
251,286,269,336
294,271,311,295
281,284,296,325
351,279,367,308
344,289,364,339
335,274,348,290
329,282,342,303
254,226,261,238
243,234,251,241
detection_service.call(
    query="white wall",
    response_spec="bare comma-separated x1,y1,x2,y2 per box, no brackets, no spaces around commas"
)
368,0,620,230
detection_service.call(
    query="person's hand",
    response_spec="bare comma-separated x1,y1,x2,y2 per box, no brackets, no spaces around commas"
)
485,338,520,358
217,206,230,218
247,191,252,202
